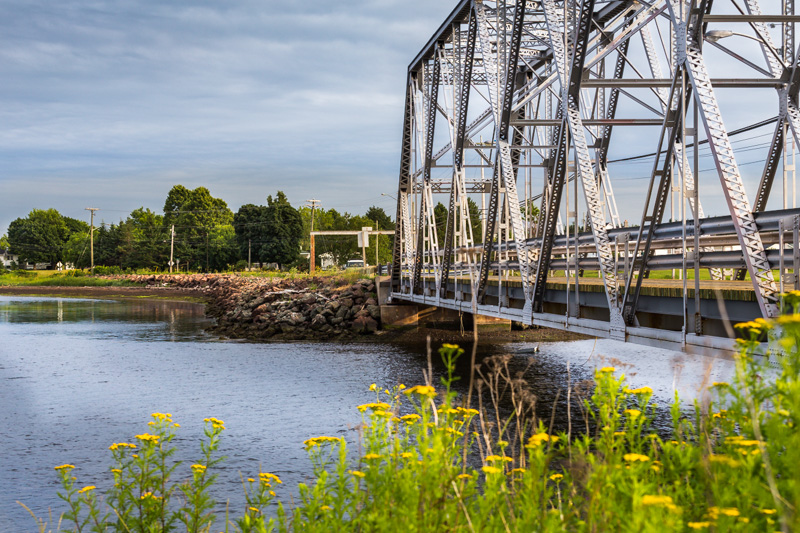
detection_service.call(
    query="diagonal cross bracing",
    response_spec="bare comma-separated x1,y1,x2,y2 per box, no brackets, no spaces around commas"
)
539,0,622,318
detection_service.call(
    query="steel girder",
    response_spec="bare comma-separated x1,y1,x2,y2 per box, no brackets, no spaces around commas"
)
391,0,800,336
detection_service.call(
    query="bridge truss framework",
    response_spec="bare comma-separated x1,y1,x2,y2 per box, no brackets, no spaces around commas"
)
389,0,800,353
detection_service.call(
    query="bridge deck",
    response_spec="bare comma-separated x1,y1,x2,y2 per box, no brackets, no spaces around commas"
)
431,276,759,301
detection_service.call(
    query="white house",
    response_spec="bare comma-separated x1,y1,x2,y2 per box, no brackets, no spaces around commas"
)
0,248,18,268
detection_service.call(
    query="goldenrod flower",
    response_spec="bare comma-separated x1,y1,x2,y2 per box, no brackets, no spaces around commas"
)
303,436,342,449
191,464,207,472
549,473,563,482
203,417,225,430
364,453,382,460
400,414,420,424
711,382,729,388
357,402,391,413
348,470,366,478
625,386,653,394
485,455,513,463
709,454,740,467
623,453,650,462
526,433,559,447
369,383,377,391
481,466,502,475
641,495,674,506
54,464,75,471
249,507,260,513
321,505,331,511
457,473,473,480
398,384,406,390
400,452,414,459
404,385,437,398
248,478,255,483
259,472,283,484
78,486,95,494
687,522,711,529
134,433,160,443
624,409,642,418
761,509,777,515
598,366,616,373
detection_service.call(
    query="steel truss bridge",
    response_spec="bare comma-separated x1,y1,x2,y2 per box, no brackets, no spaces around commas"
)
388,0,800,354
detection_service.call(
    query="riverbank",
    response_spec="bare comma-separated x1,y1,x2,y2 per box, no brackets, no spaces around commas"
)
0,274,587,343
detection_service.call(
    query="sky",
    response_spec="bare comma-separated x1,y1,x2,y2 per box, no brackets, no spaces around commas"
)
0,0,790,236
0,0,458,234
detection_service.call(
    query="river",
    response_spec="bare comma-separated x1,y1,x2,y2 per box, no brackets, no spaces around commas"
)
0,295,736,530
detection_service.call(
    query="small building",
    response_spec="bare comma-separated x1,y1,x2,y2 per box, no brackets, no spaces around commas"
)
0,248,19,268
319,253,335,270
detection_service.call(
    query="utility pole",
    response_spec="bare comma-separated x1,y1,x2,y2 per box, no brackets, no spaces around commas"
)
85,208,99,274
248,239,252,271
169,225,175,273
206,231,209,272
306,199,321,273
375,219,379,271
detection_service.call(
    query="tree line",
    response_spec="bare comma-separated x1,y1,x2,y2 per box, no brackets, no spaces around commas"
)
2,185,395,272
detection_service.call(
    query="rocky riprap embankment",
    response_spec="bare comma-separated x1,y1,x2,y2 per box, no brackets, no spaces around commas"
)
105,274,382,340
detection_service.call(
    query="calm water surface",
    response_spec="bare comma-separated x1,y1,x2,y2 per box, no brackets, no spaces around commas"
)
0,295,705,530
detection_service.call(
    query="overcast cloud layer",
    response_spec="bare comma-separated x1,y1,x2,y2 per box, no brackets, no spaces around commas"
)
0,0,459,232
0,0,787,235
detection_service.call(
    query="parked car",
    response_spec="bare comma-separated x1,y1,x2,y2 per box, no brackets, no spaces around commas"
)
344,259,365,269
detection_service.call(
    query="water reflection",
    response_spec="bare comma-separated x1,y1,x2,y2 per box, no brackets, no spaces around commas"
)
0,296,214,342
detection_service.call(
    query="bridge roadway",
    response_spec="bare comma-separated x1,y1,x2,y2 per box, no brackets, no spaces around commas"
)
391,275,768,356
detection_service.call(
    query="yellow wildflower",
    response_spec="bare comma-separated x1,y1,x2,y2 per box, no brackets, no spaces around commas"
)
398,384,406,390
761,509,777,515
711,382,729,388
78,486,95,494
134,433,160,443
54,464,75,471
369,383,377,391
624,409,642,418
404,385,437,398
357,402,391,413
511,468,526,475
623,453,650,462
485,455,513,463
400,414,420,424
549,473,563,482
249,507,260,513
625,386,653,394
400,452,414,459
687,522,710,529
303,436,342,449
364,453,382,460
259,472,282,484
598,367,616,373
456,407,480,417
321,505,331,511
482,466,502,475
709,455,739,467
248,478,255,483
526,433,559,447
203,417,225,430
111,469,121,474
641,495,674,506
191,464,207,472
348,470,366,478
720,508,740,517
457,473,473,480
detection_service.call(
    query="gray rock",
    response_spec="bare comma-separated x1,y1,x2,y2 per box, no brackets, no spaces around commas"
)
310,314,327,329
